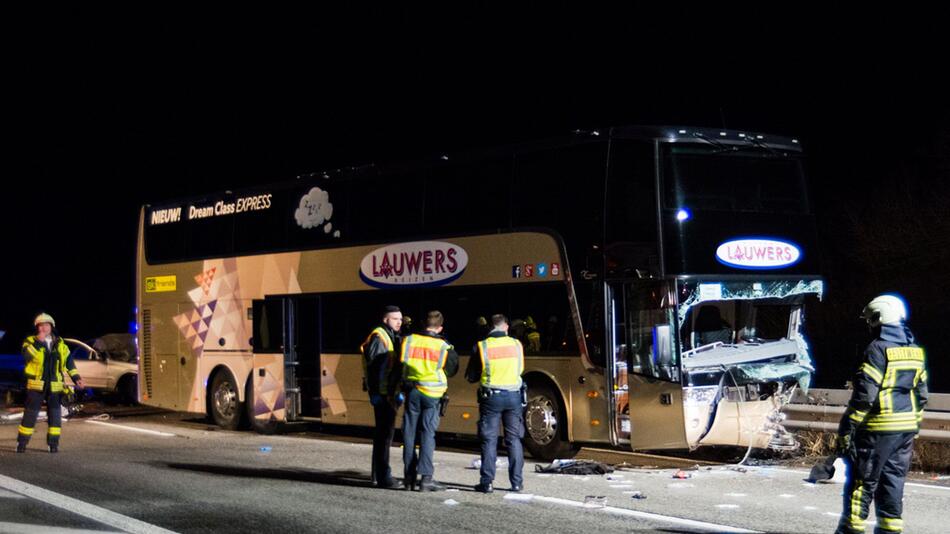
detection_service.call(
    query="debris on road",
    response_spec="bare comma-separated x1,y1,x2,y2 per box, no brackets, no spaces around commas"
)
672,470,692,479
535,459,613,475
629,491,647,500
443,499,459,506
583,495,607,508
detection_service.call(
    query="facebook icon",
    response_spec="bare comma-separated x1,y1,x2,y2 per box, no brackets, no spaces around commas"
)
512,265,521,278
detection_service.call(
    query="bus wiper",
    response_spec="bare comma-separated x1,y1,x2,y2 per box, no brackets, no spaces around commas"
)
690,132,735,153
741,136,781,156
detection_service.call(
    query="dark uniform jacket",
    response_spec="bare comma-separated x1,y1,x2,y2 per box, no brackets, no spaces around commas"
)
839,323,929,436
362,326,400,396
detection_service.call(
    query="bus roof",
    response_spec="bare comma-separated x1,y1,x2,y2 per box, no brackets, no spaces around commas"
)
142,125,802,208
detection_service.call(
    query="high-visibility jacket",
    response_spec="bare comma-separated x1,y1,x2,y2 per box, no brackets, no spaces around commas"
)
360,326,396,395
840,324,929,435
22,335,80,393
476,335,524,390
401,333,453,398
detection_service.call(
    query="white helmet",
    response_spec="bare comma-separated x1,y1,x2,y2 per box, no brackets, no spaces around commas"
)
34,313,56,328
861,295,907,327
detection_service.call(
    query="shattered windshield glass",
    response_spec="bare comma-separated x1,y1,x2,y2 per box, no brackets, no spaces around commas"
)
675,279,823,390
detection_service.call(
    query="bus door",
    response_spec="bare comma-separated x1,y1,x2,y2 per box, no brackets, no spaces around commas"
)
251,295,322,424
621,281,688,450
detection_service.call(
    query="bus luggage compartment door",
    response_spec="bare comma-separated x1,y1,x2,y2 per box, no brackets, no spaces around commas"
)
287,295,322,419
252,296,321,422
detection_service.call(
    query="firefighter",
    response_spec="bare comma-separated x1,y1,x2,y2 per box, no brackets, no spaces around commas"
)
835,295,928,534
359,305,403,489
398,310,458,491
17,313,85,453
465,314,525,493
523,316,541,354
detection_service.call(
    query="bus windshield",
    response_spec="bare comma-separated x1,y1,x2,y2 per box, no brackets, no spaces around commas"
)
662,145,809,214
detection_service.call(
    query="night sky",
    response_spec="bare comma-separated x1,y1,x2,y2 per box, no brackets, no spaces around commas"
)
3,10,947,390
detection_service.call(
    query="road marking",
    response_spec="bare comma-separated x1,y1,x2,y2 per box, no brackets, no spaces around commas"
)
504,493,760,533
0,474,177,534
0,522,122,533
84,421,176,437
906,482,950,492
0,488,25,499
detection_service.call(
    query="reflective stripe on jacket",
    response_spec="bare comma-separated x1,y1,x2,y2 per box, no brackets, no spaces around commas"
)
476,336,524,390
401,333,451,398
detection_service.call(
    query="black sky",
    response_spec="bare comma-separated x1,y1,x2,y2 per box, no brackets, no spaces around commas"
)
2,8,948,388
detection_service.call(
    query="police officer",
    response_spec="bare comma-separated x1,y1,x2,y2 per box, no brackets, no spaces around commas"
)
17,313,85,453
465,314,525,493
359,305,403,489
399,310,458,491
835,295,928,534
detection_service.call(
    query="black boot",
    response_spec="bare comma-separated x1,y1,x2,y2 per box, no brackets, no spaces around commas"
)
418,476,445,492
16,442,27,453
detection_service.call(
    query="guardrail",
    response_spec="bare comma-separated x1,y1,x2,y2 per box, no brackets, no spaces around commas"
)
783,388,950,442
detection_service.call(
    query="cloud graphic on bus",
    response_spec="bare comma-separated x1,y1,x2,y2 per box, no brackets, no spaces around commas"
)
294,187,334,229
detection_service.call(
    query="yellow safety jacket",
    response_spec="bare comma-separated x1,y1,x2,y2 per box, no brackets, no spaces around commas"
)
401,333,452,398
22,335,80,393
476,336,524,391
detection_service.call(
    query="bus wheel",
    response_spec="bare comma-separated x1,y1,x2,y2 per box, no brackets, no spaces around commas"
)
523,383,579,461
245,374,279,435
118,374,137,405
210,370,243,430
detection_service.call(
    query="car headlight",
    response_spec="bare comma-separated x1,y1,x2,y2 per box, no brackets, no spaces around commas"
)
683,385,719,405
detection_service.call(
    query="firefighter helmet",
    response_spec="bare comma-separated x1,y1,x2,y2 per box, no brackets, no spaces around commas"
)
861,295,907,328
33,313,56,327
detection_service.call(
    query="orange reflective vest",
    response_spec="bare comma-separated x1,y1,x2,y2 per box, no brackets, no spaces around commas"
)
401,333,452,398
476,336,524,390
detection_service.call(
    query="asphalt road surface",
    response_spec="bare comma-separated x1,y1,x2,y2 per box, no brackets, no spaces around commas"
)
1,408,948,534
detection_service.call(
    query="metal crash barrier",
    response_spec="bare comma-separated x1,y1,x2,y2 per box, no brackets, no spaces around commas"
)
783,388,950,442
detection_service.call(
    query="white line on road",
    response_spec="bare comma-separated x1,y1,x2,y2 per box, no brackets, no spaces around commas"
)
504,493,761,533
83,421,176,437
0,521,122,533
906,482,950,492
0,474,178,534
0,488,25,499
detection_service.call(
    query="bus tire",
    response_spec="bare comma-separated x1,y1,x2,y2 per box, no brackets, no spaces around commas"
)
245,374,279,435
209,369,243,430
118,374,138,405
523,382,579,461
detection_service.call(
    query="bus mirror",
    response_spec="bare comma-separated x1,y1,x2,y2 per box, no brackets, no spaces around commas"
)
653,325,673,366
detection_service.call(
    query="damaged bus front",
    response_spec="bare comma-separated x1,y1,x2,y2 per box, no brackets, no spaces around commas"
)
607,128,822,452
677,279,821,450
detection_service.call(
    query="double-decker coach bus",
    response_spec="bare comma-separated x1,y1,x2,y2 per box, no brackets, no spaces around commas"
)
137,126,822,459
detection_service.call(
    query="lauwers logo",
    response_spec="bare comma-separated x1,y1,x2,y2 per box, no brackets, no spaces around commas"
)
360,241,468,288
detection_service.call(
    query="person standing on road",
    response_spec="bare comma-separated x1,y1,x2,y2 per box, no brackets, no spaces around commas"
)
359,305,403,489
398,310,458,491
465,314,526,493
835,295,929,534
17,313,85,453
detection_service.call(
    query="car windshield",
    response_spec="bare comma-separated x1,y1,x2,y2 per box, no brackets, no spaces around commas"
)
68,344,94,360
